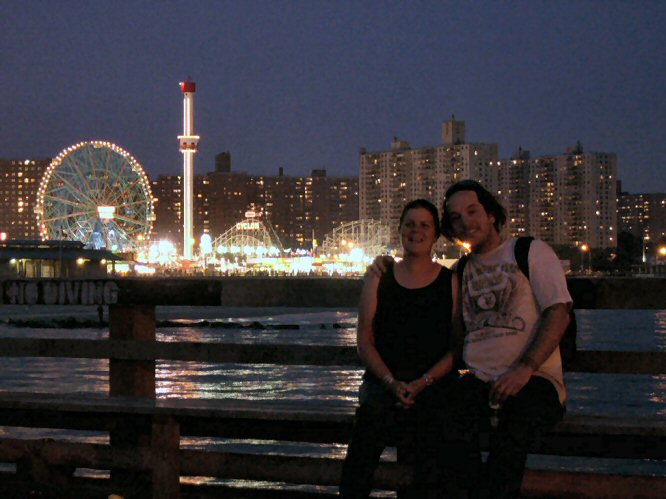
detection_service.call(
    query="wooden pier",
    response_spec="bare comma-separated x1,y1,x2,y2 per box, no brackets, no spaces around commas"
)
0,277,664,498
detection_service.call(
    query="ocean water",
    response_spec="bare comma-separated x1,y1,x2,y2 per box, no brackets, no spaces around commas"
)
0,306,664,488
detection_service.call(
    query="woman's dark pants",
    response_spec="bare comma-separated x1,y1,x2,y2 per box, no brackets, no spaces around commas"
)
340,379,448,498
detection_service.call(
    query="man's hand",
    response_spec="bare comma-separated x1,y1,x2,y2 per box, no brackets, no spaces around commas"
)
366,255,394,278
489,364,534,403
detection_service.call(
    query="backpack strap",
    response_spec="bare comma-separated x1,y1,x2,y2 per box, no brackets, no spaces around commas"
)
514,236,534,279
459,237,533,281
456,254,469,282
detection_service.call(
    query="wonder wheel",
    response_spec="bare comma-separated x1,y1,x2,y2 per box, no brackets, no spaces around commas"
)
35,141,154,252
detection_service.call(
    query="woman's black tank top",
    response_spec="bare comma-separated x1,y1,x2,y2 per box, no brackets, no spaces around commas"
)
366,263,454,382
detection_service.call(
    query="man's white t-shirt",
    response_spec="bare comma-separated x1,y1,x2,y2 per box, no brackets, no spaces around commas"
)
461,238,572,403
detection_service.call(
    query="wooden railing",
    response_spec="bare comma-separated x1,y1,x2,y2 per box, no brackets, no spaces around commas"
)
0,277,664,499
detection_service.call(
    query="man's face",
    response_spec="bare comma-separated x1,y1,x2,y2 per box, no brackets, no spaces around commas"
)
446,190,499,253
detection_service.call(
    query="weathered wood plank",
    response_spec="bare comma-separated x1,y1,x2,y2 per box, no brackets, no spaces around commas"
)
0,392,662,459
0,338,663,374
565,350,666,374
0,468,662,499
0,438,146,470
1,439,664,499
151,416,180,499
521,470,666,499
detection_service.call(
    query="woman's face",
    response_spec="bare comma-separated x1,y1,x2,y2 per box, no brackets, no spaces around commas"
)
400,207,438,255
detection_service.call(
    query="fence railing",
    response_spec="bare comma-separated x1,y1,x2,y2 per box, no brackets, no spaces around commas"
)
0,277,664,499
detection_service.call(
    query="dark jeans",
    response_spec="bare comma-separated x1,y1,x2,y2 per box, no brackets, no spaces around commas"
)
439,374,564,499
340,378,450,499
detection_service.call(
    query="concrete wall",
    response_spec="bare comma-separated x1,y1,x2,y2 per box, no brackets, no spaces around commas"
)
1,277,664,309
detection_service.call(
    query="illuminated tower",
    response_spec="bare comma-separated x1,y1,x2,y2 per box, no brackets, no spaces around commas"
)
178,80,200,259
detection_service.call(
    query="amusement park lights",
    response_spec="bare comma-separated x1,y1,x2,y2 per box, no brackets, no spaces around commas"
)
97,206,116,220
35,140,155,251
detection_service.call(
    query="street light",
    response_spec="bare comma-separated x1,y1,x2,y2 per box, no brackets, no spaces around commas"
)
579,244,589,274
658,245,666,265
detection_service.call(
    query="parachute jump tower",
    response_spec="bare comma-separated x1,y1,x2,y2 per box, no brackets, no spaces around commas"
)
178,80,200,260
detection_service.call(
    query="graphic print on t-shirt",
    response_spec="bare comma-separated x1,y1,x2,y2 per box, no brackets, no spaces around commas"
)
463,260,527,338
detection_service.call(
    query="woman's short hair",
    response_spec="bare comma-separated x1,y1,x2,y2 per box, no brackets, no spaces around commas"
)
399,199,441,238
441,180,507,241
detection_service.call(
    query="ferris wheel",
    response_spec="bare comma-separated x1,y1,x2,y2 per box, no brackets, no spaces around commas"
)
35,141,155,252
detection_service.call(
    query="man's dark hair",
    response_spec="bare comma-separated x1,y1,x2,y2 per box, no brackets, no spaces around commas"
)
399,199,441,238
441,180,507,241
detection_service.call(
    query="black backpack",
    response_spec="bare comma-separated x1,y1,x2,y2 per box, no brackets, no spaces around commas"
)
456,236,577,368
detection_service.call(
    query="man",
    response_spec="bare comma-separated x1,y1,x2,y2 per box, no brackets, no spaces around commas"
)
438,180,571,498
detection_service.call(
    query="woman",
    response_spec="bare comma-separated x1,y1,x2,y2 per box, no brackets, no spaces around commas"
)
340,199,462,498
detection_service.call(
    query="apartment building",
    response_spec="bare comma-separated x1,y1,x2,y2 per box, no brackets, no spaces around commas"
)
0,158,50,240
618,190,666,258
360,120,619,249
526,143,617,249
151,161,358,250
360,118,499,246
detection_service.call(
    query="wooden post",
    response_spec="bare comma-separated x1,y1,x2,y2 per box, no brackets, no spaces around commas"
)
109,304,158,496
151,416,180,498
395,445,413,499
109,304,156,397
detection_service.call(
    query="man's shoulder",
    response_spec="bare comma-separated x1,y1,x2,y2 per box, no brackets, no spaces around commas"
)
527,238,560,260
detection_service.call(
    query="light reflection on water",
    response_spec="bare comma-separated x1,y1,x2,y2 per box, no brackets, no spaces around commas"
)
0,310,663,417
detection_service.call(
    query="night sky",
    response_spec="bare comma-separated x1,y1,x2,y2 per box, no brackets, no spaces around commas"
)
2,1,664,193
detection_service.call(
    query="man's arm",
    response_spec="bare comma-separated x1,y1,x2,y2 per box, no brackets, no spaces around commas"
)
519,302,570,371
365,255,394,278
490,302,569,402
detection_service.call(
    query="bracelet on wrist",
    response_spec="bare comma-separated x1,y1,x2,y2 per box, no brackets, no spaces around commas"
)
381,374,395,387
422,372,434,386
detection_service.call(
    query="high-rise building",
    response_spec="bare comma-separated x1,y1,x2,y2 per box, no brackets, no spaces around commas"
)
496,148,531,238
618,190,666,260
360,122,619,249
359,138,411,246
151,161,359,251
151,175,183,245
251,169,358,249
0,159,50,240
360,119,499,246
204,169,252,238
305,169,358,249
527,143,617,249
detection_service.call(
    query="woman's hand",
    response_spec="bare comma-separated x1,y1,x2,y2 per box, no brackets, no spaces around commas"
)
402,377,428,407
386,379,414,408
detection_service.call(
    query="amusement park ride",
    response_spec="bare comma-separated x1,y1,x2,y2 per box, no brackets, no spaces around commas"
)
31,80,391,276
178,80,199,260
34,141,154,254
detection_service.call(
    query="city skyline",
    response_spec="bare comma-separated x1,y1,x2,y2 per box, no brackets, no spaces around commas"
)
2,1,665,194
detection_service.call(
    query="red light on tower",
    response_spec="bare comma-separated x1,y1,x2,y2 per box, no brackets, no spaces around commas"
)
180,81,196,93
